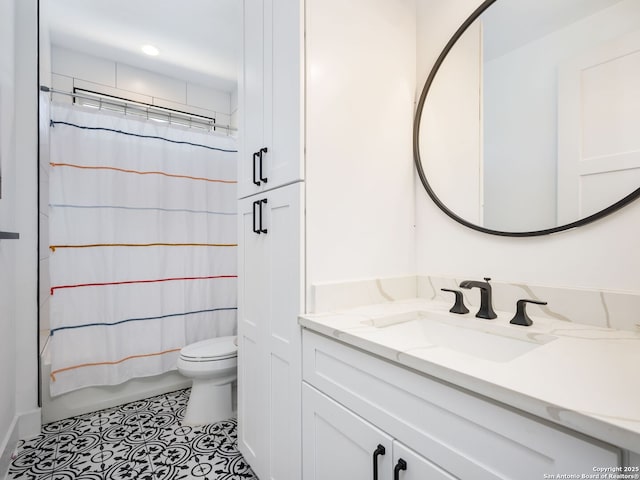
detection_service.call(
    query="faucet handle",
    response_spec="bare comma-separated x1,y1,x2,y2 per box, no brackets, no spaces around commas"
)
441,289,469,314
509,299,547,327
484,277,492,283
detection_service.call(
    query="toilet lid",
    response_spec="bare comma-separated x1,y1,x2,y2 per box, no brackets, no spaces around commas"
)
180,336,238,361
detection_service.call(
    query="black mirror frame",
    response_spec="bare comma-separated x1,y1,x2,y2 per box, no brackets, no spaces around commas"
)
413,0,640,237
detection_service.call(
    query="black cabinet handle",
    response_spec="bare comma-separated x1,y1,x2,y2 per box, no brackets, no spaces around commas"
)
252,199,268,235
252,152,260,186
259,198,268,234
372,444,385,480
393,458,407,480
258,147,268,183
252,200,261,234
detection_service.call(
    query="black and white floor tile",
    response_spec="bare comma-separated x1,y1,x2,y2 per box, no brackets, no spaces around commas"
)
8,389,258,480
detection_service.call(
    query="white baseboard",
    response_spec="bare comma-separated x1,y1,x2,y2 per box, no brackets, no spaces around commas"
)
0,416,18,480
18,408,41,440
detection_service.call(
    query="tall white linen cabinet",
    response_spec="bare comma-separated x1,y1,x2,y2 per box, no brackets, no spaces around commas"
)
238,0,304,479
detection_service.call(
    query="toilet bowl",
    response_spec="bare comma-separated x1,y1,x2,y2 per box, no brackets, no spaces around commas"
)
176,335,238,425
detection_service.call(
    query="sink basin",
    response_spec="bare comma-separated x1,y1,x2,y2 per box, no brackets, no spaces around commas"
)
363,310,557,362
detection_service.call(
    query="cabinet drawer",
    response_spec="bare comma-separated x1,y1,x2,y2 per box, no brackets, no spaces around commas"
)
302,330,620,480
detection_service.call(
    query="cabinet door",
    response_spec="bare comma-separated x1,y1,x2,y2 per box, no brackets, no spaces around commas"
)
240,0,265,198
240,0,302,198
238,183,303,480
303,383,393,480
265,183,303,480
237,192,269,478
267,0,302,190
392,441,458,480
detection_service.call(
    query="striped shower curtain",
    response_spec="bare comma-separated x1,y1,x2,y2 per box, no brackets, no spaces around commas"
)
48,103,237,397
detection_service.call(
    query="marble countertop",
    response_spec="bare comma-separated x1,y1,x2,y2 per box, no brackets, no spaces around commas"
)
299,298,640,454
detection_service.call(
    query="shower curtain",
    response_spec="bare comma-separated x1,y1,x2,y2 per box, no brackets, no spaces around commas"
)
48,103,237,397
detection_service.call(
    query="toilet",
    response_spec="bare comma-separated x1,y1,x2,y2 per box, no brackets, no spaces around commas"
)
176,335,238,425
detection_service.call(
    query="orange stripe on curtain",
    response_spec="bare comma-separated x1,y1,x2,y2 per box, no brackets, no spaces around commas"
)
50,348,182,381
50,274,238,295
50,162,237,183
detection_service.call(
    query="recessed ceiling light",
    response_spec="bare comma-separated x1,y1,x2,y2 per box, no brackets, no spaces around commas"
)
141,45,159,56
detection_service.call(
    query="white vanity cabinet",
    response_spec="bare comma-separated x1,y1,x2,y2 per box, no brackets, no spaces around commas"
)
302,330,621,480
237,182,303,480
303,383,456,480
240,0,303,199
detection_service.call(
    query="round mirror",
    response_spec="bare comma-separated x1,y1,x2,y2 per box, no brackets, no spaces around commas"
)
414,0,640,236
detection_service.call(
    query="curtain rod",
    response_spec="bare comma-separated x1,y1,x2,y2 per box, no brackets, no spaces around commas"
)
40,86,237,133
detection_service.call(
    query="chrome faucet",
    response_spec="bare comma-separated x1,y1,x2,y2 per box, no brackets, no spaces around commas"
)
459,277,497,319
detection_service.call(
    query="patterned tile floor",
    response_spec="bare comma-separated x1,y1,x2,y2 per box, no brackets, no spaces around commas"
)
8,389,258,480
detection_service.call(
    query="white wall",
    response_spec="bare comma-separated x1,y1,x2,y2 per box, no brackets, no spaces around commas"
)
39,97,51,338
38,0,52,345
416,0,640,293
0,0,19,474
49,46,233,128
230,87,238,130
1,0,40,471
305,0,417,304
418,20,482,225
14,0,41,439
483,35,559,231
38,0,51,86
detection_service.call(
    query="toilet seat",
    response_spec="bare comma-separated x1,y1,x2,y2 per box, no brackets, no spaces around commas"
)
179,336,237,362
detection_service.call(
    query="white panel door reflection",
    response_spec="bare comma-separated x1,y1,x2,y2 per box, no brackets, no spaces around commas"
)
558,29,640,223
